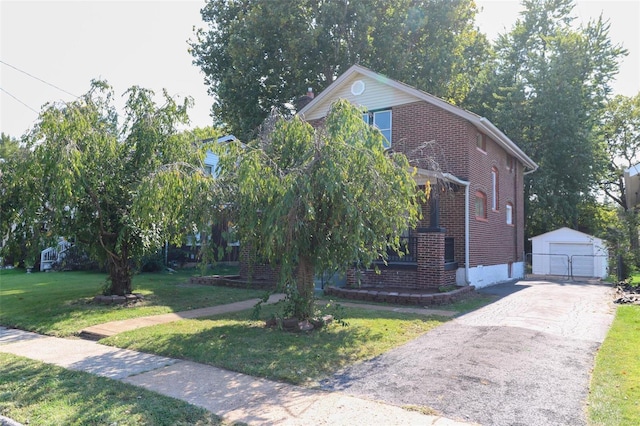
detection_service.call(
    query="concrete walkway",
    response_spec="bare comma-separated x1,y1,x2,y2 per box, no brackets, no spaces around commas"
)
0,296,467,425
79,294,288,340
79,295,457,340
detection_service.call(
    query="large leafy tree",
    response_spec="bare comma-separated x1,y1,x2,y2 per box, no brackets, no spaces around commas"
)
215,100,423,320
3,81,217,295
0,133,30,264
600,93,640,210
190,0,489,139
599,93,640,259
477,0,626,238
0,133,21,160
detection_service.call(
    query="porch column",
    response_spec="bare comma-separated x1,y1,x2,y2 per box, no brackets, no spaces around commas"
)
416,228,446,288
429,189,440,230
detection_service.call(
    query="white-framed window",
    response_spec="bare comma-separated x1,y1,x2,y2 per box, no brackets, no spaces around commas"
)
491,167,499,211
363,109,392,148
506,203,513,225
475,191,487,220
476,133,486,152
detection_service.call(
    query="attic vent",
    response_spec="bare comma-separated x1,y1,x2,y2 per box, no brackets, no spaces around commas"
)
351,80,365,96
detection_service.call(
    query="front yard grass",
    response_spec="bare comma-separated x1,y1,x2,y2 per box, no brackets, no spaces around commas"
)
101,303,447,386
0,267,265,337
0,353,227,426
588,304,640,425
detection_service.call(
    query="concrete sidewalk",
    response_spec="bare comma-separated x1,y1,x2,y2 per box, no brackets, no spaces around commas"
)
79,293,288,340
0,326,473,425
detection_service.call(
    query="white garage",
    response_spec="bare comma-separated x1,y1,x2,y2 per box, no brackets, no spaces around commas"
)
530,228,609,279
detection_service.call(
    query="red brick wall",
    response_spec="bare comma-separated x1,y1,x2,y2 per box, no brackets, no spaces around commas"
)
346,267,419,288
466,122,524,266
239,245,281,283
393,101,524,268
242,98,527,288
392,102,470,177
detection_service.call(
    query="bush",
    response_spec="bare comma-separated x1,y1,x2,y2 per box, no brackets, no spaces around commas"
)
53,246,99,271
139,252,165,272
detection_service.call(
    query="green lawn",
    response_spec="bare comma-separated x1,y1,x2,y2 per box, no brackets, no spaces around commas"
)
0,267,265,337
0,353,228,426
0,267,494,387
101,303,447,386
588,304,640,425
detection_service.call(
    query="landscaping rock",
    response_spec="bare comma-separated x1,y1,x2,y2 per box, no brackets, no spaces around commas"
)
92,293,144,305
265,315,333,332
614,282,640,305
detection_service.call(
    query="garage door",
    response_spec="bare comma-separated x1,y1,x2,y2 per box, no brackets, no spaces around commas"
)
550,243,594,277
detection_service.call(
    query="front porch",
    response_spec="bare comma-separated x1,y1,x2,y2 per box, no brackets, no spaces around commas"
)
346,168,468,290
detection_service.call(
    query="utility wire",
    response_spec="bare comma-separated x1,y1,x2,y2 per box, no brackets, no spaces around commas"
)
0,87,39,114
0,59,79,98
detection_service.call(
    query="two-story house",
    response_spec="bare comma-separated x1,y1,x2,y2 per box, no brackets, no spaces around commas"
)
303,65,539,290
241,65,537,290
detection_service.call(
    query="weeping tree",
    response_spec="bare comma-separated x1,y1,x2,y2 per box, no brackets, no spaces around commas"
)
215,100,424,320
6,81,217,295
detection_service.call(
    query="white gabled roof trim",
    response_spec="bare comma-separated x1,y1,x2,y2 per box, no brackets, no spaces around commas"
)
299,65,538,172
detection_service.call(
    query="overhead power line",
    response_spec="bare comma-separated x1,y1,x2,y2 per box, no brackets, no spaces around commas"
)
0,87,39,114
0,59,79,98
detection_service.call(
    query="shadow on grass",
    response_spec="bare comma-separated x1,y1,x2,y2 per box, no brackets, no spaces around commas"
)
0,269,266,337
102,304,446,385
0,354,222,425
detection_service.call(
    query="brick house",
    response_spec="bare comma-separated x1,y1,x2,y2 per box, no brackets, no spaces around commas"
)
242,65,537,290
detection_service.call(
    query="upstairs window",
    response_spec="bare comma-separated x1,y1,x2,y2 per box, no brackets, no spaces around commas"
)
506,203,514,225
363,109,392,148
475,191,487,220
507,154,516,172
476,133,486,152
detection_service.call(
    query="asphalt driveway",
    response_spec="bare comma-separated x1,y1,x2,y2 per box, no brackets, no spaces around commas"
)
321,279,615,426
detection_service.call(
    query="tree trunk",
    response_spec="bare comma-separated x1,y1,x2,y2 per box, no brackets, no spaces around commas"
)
106,254,133,296
627,210,640,266
294,255,315,320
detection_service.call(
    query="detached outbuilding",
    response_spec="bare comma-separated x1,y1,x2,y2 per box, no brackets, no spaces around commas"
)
530,228,608,279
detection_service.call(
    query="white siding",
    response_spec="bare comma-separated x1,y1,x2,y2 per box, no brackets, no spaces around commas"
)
459,262,525,288
302,74,419,121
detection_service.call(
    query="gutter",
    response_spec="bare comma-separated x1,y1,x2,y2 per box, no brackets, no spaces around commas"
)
478,117,539,174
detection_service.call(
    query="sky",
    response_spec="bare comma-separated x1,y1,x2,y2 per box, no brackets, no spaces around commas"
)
0,0,638,139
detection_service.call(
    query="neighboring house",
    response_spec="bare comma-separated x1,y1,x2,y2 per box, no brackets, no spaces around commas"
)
178,135,240,264
530,227,608,279
242,65,538,289
624,163,640,209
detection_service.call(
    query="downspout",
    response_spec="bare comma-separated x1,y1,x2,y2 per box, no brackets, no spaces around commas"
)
443,173,471,285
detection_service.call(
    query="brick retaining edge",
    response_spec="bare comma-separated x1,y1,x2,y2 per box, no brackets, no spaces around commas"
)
324,285,476,306
190,275,276,290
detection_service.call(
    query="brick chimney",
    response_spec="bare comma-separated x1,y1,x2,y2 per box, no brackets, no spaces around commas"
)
295,87,314,111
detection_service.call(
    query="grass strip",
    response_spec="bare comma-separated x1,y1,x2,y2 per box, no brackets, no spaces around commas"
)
102,303,446,385
0,268,264,337
588,305,640,425
0,353,229,426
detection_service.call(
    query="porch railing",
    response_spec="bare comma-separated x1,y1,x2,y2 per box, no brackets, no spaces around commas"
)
386,236,417,263
40,240,72,271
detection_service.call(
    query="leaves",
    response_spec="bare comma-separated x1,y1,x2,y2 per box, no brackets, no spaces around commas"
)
477,0,626,236
190,0,489,138
217,99,424,318
2,81,219,294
